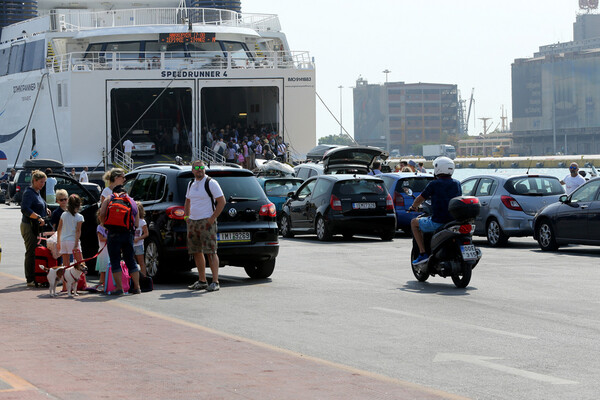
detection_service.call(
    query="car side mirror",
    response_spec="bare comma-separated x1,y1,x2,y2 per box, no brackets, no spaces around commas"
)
559,194,569,203
287,191,296,199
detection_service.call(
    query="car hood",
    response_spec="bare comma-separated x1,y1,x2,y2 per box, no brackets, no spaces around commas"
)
322,146,384,172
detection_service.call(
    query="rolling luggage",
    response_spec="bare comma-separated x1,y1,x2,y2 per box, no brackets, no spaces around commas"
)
34,245,56,287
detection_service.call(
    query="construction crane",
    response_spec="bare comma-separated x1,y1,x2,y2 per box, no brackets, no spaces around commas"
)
465,88,475,135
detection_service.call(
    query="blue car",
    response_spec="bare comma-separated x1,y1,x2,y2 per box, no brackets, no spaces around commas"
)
257,177,304,224
380,172,435,232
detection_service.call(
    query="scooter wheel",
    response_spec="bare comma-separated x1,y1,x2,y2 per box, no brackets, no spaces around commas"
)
411,247,429,282
451,265,472,288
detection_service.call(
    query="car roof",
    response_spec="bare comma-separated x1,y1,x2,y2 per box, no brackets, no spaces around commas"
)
316,173,385,181
460,174,559,182
380,172,434,179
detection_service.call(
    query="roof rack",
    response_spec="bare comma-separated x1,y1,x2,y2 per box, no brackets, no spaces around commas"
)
131,164,185,171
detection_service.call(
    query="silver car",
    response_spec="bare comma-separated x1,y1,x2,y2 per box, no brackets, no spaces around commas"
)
460,174,565,246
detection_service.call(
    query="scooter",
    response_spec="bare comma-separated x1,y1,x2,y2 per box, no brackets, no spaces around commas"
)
409,194,482,288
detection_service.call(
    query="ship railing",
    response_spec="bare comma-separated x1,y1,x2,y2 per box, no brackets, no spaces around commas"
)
196,146,225,164
49,51,314,73
112,149,134,172
37,8,281,33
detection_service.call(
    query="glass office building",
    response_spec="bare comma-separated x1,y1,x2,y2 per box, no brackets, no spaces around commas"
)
0,1,37,31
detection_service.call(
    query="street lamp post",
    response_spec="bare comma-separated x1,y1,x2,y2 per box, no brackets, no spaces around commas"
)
382,69,391,83
338,85,343,136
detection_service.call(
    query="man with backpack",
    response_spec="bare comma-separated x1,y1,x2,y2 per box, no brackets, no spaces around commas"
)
185,160,225,292
99,185,141,295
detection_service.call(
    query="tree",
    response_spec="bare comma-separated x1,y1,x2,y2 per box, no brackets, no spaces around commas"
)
318,134,354,146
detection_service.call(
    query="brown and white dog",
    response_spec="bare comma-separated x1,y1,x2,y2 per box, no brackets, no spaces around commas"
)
42,263,88,297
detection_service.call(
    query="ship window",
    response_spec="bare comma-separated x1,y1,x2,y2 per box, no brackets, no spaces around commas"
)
144,41,163,59
22,40,46,72
8,43,25,74
165,43,186,59
0,48,9,76
222,41,250,66
84,43,103,59
188,41,223,58
105,42,141,59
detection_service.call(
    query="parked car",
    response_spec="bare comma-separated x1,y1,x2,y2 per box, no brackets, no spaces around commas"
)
279,174,396,241
9,159,66,205
130,130,156,157
533,177,600,250
257,176,304,226
379,172,435,232
43,173,100,271
294,146,385,180
123,164,279,279
460,174,564,246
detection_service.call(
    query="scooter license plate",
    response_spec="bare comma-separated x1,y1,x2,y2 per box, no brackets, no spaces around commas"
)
461,245,478,260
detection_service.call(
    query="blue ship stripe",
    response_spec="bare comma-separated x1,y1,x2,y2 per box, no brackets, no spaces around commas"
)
0,127,26,143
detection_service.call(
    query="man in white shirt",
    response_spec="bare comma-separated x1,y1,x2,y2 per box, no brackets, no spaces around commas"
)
45,168,57,203
184,160,225,292
79,166,89,183
123,139,134,158
560,162,586,194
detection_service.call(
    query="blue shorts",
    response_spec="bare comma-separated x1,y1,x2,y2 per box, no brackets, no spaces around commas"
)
418,216,443,233
133,245,144,256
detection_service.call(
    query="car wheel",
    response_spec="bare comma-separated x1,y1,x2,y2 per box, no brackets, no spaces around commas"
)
380,229,395,241
244,259,275,279
486,218,508,247
537,220,559,251
144,236,162,279
316,216,332,241
280,214,294,238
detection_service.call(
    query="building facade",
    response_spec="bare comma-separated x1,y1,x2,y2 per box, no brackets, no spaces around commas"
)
353,78,459,154
512,13,600,155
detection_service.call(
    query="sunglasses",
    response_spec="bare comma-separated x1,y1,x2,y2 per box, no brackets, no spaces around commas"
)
58,198,67,202
569,166,577,170
193,165,205,171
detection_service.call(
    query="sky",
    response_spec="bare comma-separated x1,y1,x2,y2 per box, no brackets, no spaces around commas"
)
243,0,584,139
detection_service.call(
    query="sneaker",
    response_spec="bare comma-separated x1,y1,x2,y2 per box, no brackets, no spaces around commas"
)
131,288,142,295
110,289,124,296
207,282,220,292
26,281,35,288
412,253,429,265
188,281,208,290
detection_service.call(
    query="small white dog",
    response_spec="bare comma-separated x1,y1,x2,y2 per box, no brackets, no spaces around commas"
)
43,263,88,297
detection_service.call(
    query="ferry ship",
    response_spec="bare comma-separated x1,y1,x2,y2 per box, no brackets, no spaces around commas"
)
0,0,316,169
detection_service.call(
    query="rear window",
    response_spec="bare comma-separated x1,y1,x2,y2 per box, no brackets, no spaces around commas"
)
264,179,303,196
396,177,433,193
505,176,564,196
333,179,386,195
178,175,266,201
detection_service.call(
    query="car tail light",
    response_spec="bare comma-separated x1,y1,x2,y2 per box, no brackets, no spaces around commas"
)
151,144,156,149
330,195,342,211
501,195,523,211
166,206,185,220
394,192,404,207
259,202,277,217
462,240,471,245
459,224,474,234
386,194,394,211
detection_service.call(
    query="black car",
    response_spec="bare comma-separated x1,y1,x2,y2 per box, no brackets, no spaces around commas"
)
123,164,279,279
9,159,66,204
533,177,600,250
279,174,397,241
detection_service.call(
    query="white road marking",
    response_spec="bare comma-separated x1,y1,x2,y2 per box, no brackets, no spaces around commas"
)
373,307,537,339
434,353,578,385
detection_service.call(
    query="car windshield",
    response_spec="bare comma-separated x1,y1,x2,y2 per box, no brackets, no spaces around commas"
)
264,179,303,196
333,179,386,195
178,174,266,201
505,176,563,196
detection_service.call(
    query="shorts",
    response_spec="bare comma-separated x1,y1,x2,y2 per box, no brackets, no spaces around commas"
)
187,218,217,254
133,245,144,256
59,240,81,255
418,216,443,233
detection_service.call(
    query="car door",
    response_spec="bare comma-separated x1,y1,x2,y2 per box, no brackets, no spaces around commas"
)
588,180,600,244
554,179,600,241
288,178,317,230
474,177,498,233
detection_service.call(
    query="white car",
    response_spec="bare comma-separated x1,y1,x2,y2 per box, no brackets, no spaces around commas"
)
130,130,156,157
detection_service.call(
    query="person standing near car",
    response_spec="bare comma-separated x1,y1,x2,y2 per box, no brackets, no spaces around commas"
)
100,168,126,204
408,157,461,266
79,166,89,183
45,168,57,204
20,170,50,286
560,162,586,194
185,160,225,292
123,138,134,158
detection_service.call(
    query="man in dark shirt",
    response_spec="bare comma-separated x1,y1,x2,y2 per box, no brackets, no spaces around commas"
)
408,157,461,265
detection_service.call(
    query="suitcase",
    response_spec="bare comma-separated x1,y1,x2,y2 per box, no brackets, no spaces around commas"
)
34,245,57,287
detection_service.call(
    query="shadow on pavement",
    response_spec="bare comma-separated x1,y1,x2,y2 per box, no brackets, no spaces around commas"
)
398,280,477,296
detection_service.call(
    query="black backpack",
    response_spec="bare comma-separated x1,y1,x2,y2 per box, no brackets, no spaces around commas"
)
187,176,216,211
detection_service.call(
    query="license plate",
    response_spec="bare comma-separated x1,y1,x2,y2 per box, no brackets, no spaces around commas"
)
461,244,478,260
218,232,251,242
352,202,375,209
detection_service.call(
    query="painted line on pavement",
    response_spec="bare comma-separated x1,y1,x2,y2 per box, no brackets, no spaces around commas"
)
0,368,36,392
373,307,537,340
0,271,467,399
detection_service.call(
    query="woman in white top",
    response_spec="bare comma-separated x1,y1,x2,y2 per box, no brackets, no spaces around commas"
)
100,168,126,204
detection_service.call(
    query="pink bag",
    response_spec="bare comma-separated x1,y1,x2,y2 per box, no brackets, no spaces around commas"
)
104,261,131,294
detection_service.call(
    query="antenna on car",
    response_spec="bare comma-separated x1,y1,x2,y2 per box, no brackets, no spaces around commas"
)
525,158,533,175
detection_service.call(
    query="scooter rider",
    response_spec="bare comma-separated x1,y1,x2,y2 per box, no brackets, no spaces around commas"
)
408,157,462,265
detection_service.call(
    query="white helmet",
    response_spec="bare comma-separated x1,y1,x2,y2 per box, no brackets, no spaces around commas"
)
433,156,455,176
